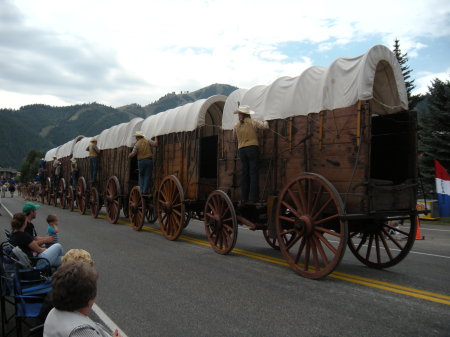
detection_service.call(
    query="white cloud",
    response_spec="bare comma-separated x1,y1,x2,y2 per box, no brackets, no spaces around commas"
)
414,69,450,95
1,0,449,109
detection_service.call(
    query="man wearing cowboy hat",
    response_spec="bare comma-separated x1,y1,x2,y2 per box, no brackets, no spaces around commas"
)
129,131,158,194
234,105,268,203
86,138,100,182
52,156,62,188
70,157,79,188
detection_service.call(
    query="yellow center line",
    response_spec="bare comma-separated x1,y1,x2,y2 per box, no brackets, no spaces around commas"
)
104,216,450,306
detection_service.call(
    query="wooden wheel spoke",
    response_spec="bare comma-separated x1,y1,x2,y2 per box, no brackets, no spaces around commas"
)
285,233,302,251
315,213,340,226
375,234,381,264
312,197,333,220
310,238,320,271
314,232,337,255
294,237,306,264
381,228,404,250
313,235,329,266
281,200,302,219
366,234,374,260
295,180,307,214
315,225,341,237
279,215,295,223
304,240,311,271
379,232,394,260
286,188,303,215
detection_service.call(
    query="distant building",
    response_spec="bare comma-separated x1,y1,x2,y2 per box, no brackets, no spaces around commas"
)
0,167,18,179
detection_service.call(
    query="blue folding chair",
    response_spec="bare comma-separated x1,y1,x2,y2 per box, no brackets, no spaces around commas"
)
1,241,52,337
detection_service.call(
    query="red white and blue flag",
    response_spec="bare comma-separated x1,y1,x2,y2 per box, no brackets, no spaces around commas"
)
435,160,450,217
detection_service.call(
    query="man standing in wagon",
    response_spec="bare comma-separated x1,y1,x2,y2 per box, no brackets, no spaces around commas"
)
234,105,268,203
86,138,100,182
129,131,158,194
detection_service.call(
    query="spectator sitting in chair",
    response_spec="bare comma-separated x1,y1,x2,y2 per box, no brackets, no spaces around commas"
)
9,213,63,268
44,261,122,337
23,202,55,246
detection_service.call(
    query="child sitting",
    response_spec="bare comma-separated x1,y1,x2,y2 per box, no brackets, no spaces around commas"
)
46,214,59,248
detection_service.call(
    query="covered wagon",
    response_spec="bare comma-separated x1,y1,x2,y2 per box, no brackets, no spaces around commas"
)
129,95,227,235
214,44,417,278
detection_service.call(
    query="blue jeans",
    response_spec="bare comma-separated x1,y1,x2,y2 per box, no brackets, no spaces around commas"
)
89,156,99,181
238,145,260,202
138,158,153,194
37,243,63,268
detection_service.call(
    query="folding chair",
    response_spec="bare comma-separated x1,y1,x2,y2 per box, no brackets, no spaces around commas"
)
1,242,52,337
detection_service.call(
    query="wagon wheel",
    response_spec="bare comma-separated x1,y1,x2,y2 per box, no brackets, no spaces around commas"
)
90,187,100,218
105,176,122,224
157,175,185,241
204,190,238,255
66,185,74,211
38,184,45,203
76,177,87,215
275,173,347,279
347,215,417,269
58,178,66,208
129,186,145,231
45,178,52,205
144,195,157,223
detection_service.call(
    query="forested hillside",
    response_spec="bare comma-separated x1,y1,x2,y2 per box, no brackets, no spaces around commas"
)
0,83,238,168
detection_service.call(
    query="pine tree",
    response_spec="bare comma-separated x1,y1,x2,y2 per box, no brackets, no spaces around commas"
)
417,78,450,196
392,39,422,108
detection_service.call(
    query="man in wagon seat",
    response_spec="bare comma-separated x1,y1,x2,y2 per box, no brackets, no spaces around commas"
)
86,137,100,182
129,131,158,195
234,105,268,204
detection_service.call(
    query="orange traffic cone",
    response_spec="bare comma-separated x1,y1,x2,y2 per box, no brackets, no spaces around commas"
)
415,216,425,240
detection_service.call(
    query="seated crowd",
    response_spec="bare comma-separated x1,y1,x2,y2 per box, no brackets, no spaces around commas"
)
5,202,122,337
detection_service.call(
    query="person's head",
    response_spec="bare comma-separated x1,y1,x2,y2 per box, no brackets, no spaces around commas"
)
51,261,98,312
62,249,94,266
133,130,144,140
90,138,97,144
47,214,58,226
22,202,40,219
234,105,255,121
11,213,26,231
70,157,77,163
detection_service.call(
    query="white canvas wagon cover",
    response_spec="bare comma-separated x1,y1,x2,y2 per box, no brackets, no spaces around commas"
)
222,45,408,129
140,95,227,138
44,147,59,161
97,117,144,150
55,136,84,159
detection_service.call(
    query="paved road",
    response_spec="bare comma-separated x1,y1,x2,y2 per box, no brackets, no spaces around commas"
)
1,196,449,337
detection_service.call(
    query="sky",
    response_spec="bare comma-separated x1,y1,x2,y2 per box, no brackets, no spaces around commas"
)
1,0,449,110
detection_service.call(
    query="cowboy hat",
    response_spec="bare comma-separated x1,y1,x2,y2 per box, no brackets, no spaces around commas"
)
90,138,97,142
234,105,255,115
133,131,145,138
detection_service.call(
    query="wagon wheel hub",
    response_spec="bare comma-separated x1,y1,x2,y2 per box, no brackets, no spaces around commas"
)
162,202,172,214
294,215,314,236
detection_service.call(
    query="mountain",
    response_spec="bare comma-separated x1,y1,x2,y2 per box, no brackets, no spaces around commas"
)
0,84,238,169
